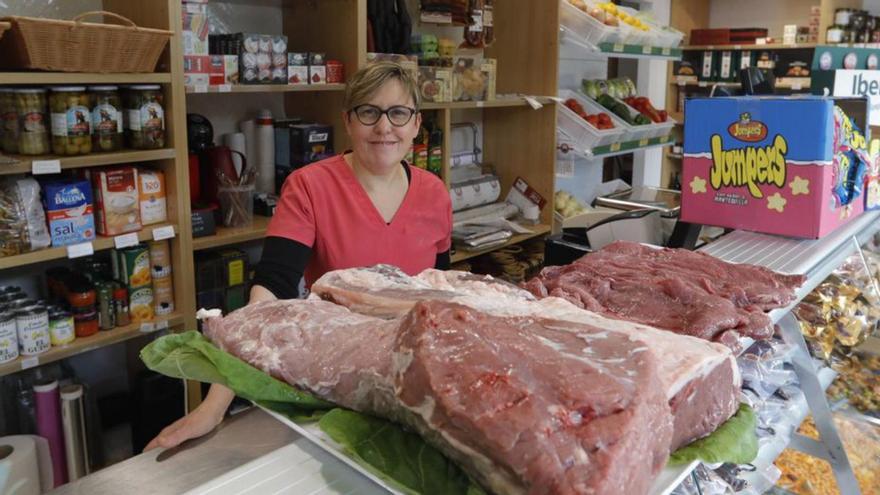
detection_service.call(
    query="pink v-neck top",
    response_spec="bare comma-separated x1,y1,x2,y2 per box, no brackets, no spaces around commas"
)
267,154,453,287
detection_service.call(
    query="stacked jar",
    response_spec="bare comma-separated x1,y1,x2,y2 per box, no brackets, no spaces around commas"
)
123,85,166,149
49,87,92,155
829,8,879,43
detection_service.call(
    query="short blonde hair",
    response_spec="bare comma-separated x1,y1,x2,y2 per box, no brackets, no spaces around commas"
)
343,62,420,111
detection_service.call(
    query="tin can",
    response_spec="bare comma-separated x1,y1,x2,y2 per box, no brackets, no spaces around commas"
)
118,245,152,289
129,286,154,323
0,312,19,363
48,308,75,346
326,60,344,84
97,282,116,330
16,307,50,355
152,276,174,316
148,240,172,279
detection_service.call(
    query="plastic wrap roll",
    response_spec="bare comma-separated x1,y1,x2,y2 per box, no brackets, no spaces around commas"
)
34,380,66,487
222,132,247,176
255,110,275,195
60,385,89,481
450,174,501,212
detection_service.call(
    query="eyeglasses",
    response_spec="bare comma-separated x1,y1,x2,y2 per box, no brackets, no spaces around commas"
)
350,104,416,127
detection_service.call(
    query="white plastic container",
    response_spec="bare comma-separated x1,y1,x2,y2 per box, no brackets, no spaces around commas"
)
559,0,625,46
614,96,677,139
557,89,625,149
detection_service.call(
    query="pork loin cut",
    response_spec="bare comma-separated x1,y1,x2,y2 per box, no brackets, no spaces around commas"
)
524,241,804,344
202,299,672,495
311,265,740,449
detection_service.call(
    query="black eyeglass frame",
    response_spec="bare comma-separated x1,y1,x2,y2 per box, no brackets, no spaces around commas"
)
348,104,418,127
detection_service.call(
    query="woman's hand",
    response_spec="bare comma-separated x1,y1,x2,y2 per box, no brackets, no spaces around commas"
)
144,384,234,451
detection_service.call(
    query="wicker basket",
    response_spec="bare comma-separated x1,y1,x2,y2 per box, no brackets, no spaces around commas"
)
0,11,172,73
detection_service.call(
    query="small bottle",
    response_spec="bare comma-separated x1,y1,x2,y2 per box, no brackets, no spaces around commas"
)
113,286,130,326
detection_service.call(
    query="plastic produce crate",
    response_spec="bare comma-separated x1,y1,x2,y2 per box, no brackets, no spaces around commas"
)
557,89,625,149
559,0,626,46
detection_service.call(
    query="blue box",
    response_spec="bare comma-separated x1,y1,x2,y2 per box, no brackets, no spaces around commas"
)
43,180,96,246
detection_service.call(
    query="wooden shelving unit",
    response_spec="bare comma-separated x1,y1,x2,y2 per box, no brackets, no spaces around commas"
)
0,223,177,271
682,42,817,51
0,149,176,175
0,313,185,378
0,72,173,85
451,224,551,263
185,83,346,94
422,96,556,110
192,216,271,251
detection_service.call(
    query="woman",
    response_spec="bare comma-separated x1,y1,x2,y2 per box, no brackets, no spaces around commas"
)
145,62,452,451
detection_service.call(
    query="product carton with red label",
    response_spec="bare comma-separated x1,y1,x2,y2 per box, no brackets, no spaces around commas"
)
682,96,870,239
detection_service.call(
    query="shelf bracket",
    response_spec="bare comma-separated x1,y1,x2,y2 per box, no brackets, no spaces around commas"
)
777,312,861,495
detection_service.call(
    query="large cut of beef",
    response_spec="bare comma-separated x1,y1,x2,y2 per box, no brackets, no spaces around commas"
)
203,298,672,495
312,266,741,449
523,241,805,346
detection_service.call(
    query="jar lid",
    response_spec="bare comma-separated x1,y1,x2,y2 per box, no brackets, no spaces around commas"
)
88,85,119,91
14,88,47,93
113,287,128,298
60,384,83,400
33,380,59,393
128,85,161,90
51,86,87,92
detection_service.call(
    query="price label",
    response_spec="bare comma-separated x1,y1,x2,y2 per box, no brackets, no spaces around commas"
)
21,357,39,370
32,159,61,175
642,45,653,55
156,320,169,330
677,78,687,87
639,139,649,147
194,84,208,93
707,45,714,50
792,83,803,91
612,43,625,52
476,101,485,107
661,47,671,56
523,96,543,110
733,45,742,50
114,232,139,249
218,84,232,93
610,142,622,152
660,135,670,143
140,322,156,333
698,81,708,87
152,225,175,241
67,242,94,259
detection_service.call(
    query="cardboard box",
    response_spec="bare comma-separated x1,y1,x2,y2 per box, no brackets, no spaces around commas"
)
682,96,869,239
92,167,142,236
288,52,308,84
309,65,326,84
418,66,453,103
184,55,210,86
452,56,489,101
209,55,225,86
217,249,248,287
275,123,334,190
44,180,96,247
182,11,209,55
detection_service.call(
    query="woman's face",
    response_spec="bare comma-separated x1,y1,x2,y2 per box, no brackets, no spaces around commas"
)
343,79,421,174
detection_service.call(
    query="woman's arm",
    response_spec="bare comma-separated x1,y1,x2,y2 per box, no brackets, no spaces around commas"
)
252,236,313,299
144,283,279,451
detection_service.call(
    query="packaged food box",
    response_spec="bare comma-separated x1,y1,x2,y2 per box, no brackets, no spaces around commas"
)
309,65,326,84
418,66,453,103
682,96,869,239
115,244,152,289
275,123,334,190
138,169,167,225
288,52,309,85
452,56,489,101
217,249,247,287
181,11,209,56
43,179,96,247
92,167,141,235
237,33,286,84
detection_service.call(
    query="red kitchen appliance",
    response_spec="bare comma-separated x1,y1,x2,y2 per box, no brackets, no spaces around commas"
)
202,146,246,204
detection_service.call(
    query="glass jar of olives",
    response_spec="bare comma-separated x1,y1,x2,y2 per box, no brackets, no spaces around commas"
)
50,86,92,156
123,85,165,149
14,89,50,156
88,86,123,152
0,90,19,154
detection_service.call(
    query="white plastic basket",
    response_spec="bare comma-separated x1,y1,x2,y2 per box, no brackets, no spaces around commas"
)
616,96,677,139
557,89,625,149
558,0,624,47
591,95,653,142
615,5,652,45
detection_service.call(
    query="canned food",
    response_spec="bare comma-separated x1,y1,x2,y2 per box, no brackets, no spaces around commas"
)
118,245,152,289
48,308,75,346
326,60,345,84
123,85,165,149
89,86,123,152
15,308,50,355
148,240,172,279
827,25,845,44
113,286,130,326
129,286,154,323
0,312,19,363
152,276,174,316
49,86,92,156
0,90,18,154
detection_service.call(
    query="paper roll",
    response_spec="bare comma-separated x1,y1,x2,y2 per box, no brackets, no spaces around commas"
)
239,119,256,173
222,132,247,176
34,380,67,487
60,385,89,482
255,110,275,195
0,435,51,495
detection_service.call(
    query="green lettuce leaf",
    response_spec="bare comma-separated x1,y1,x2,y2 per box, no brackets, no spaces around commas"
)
318,409,486,495
669,404,758,465
140,331,331,419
